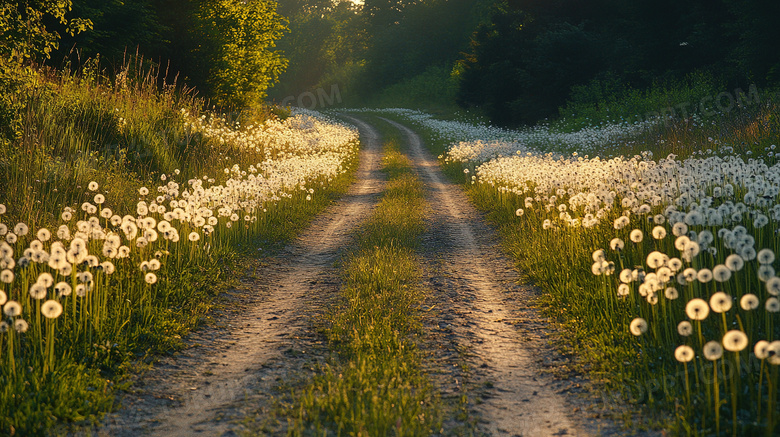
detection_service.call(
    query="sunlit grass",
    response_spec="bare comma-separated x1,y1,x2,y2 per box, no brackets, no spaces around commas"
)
379,94,780,435
0,64,359,435
291,120,440,436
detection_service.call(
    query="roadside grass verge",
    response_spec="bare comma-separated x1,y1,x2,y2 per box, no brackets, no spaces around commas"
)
0,64,358,435
290,119,441,435
380,99,780,435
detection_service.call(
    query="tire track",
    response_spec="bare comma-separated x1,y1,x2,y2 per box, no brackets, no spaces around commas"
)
379,117,607,436
89,117,385,437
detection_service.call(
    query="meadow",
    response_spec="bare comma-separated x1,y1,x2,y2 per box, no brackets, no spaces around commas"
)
0,64,359,435
374,87,780,435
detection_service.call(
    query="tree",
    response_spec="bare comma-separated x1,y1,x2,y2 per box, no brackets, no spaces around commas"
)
0,1,90,146
0,0,91,63
193,0,288,107
55,0,164,69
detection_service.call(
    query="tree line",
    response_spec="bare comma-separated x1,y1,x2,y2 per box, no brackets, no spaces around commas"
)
3,0,779,126
275,0,780,126
1,0,287,108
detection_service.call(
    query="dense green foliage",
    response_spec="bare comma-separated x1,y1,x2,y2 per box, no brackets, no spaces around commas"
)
51,0,287,107
270,0,489,107
457,0,780,126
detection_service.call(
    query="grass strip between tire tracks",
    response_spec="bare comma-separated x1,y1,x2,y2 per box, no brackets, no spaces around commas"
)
291,118,441,436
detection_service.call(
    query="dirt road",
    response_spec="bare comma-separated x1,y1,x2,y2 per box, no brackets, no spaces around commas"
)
381,117,612,436
92,117,385,436
92,115,615,437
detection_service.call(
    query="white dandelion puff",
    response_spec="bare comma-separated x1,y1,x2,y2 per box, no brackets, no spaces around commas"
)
740,294,759,310
722,330,749,352
686,298,710,320
710,292,732,313
712,265,732,282
36,228,51,242
725,254,745,272
629,318,648,336
767,277,780,296
678,321,693,336
29,283,47,299
696,268,713,283
703,341,723,361
14,319,28,333
766,297,780,313
41,300,63,319
55,282,72,297
3,300,21,316
755,340,770,360
675,345,695,363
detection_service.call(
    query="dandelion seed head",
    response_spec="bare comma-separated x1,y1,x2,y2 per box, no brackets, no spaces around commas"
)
678,320,693,336
694,268,712,283
712,264,731,282
675,345,694,363
36,228,51,242
36,272,54,288
723,330,748,352
755,340,770,360
629,317,648,336
758,248,776,265
686,298,710,320
14,319,28,333
3,300,21,317
768,341,780,365
609,238,624,251
145,272,157,284
759,265,775,282
55,282,72,297
672,222,688,237
741,293,759,310
725,253,745,271
29,283,47,299
703,341,723,361
0,269,13,284
766,297,780,313
41,300,63,319
14,223,28,236
652,226,667,240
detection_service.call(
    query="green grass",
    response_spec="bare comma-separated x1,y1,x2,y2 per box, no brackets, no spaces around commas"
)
0,63,357,435
386,88,780,435
289,118,441,436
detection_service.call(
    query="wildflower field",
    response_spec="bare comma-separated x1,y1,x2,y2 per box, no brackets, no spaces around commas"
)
0,66,359,434
377,94,780,435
